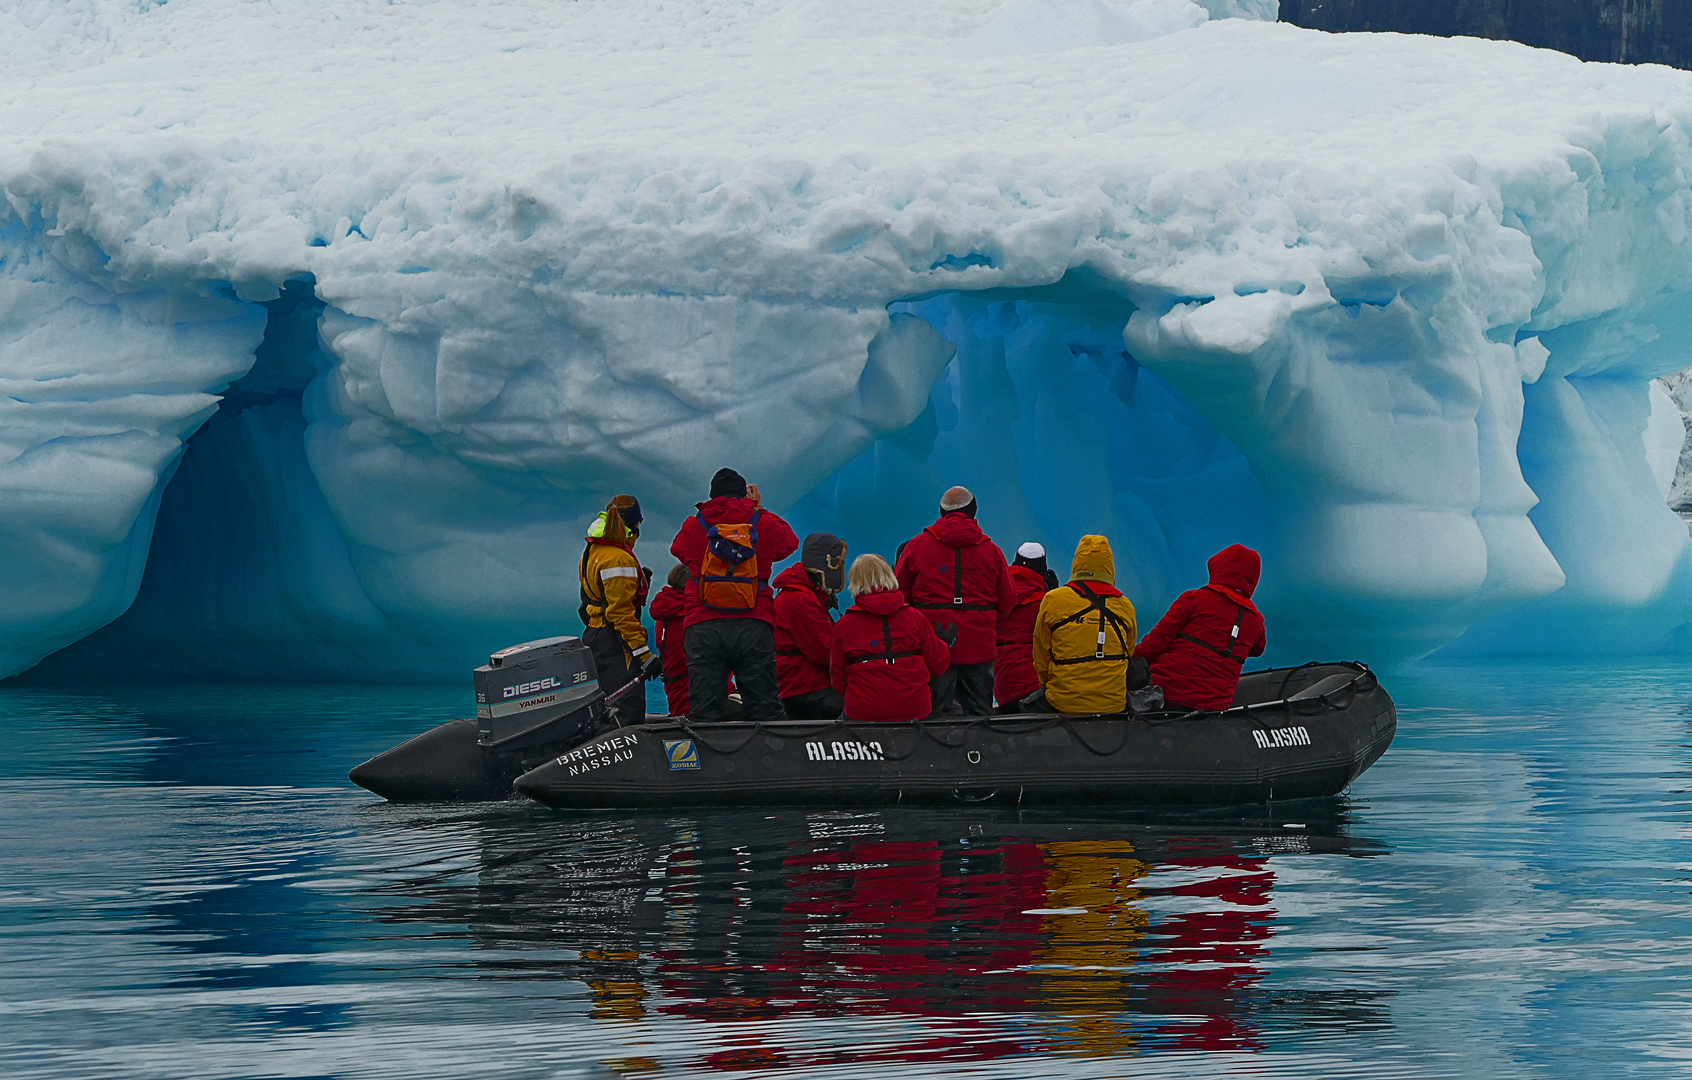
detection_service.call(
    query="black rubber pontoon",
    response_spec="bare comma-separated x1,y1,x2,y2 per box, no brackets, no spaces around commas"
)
350,636,643,802
513,662,1395,809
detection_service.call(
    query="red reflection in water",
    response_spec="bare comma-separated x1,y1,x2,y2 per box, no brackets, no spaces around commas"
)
1137,854,1275,1052
623,830,1277,1068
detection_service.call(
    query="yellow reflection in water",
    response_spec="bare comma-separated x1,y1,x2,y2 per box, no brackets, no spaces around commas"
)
1034,840,1151,1057
583,948,647,1021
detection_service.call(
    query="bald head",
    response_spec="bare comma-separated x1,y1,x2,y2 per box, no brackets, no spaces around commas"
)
940,486,976,516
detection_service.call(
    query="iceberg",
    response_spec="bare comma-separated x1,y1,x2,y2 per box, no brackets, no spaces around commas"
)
2,0,1691,680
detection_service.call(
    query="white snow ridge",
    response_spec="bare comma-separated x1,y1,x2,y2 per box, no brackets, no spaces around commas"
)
2,0,1691,679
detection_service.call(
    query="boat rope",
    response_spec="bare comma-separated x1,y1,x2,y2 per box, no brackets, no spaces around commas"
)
1233,662,1374,729
665,662,1376,756
1061,716,1135,756
674,720,765,755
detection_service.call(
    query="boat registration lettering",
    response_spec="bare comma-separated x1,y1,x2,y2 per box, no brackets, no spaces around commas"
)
556,732,640,777
1252,726,1311,749
806,740,885,762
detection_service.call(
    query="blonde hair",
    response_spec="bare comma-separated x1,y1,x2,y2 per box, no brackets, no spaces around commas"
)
848,554,899,597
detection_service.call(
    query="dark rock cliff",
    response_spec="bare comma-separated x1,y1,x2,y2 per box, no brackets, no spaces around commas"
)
1279,0,1692,69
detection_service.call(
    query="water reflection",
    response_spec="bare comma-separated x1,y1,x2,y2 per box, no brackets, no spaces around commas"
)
357,804,1389,1066
6,665,1692,1078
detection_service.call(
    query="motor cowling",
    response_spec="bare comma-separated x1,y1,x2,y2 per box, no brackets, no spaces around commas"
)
473,636,605,749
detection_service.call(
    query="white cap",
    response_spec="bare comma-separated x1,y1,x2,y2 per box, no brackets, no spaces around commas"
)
1017,542,1045,560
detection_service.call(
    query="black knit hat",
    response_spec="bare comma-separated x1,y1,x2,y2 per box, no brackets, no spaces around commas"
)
710,467,747,499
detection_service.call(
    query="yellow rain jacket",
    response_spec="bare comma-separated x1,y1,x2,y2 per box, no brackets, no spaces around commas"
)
579,509,650,662
1032,535,1138,714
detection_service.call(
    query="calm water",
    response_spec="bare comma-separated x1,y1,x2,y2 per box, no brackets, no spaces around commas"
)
2,665,1690,1079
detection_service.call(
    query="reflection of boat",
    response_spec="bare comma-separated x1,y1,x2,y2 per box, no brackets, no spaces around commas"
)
515,662,1394,809
360,804,1389,1062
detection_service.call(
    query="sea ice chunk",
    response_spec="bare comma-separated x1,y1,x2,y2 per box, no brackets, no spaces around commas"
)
2,3,1692,678
0,226,262,676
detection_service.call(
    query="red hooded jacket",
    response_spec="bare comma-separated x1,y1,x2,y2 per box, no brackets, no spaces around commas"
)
1135,545,1268,712
993,564,1048,706
773,562,836,699
670,496,800,630
829,590,951,722
648,584,691,715
894,513,1016,667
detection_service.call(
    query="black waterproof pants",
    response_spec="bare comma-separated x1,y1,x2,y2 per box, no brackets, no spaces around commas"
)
583,625,644,722
684,618,784,722
929,661,995,717
782,687,845,720
1006,688,1057,714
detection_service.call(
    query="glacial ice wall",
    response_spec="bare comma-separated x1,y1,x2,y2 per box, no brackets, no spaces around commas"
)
3,0,1692,680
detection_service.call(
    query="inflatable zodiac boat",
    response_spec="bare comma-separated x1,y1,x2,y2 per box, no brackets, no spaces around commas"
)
351,636,1394,808
350,636,644,802
512,661,1395,810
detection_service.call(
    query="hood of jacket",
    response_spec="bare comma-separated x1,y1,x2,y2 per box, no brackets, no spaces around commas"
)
1068,535,1115,585
695,495,758,525
925,511,987,549
648,584,687,619
773,562,824,594
1009,563,1048,603
1207,544,1261,608
848,589,907,616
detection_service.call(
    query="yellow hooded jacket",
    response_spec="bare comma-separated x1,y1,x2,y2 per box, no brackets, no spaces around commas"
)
1032,535,1138,714
579,502,650,662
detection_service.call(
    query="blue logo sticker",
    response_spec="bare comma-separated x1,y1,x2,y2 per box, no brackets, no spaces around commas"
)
664,739,700,771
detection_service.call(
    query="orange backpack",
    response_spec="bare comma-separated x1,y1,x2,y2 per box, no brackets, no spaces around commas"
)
697,509,764,611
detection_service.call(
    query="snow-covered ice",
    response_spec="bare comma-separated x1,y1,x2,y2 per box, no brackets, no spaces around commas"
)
2,0,1691,679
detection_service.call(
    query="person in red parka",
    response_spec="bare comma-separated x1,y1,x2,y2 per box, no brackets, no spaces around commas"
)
894,486,1016,717
1135,545,1268,712
649,564,692,716
995,542,1057,711
774,532,847,719
670,468,800,721
831,554,951,722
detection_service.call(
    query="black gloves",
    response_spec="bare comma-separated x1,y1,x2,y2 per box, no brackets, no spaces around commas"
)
935,621,959,648
641,652,664,681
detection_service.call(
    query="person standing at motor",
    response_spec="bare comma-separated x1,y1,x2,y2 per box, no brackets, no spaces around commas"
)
1032,535,1139,714
773,532,848,719
670,468,799,721
578,495,660,704
648,564,692,716
830,554,951,722
1135,544,1267,712
894,486,1016,716
995,541,1055,712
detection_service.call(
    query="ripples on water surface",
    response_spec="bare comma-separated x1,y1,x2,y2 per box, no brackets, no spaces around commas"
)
2,665,1690,1078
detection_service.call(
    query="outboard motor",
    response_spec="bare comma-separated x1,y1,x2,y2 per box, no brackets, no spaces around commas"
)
351,635,639,802
475,636,604,750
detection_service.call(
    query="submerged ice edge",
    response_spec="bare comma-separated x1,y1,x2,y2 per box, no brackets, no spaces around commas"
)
4,10,1692,678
